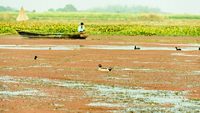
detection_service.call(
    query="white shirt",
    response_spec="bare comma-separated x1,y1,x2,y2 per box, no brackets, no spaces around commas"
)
78,25,85,32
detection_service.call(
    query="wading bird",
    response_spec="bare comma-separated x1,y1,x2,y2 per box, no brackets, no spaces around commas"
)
34,56,38,60
175,47,181,51
98,64,112,72
134,45,140,50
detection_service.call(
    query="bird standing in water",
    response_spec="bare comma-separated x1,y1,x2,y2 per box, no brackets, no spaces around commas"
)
134,45,140,50
98,64,112,72
34,56,38,60
175,47,181,51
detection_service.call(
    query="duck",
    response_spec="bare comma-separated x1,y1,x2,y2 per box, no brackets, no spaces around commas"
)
175,47,181,51
134,45,140,50
34,56,38,60
98,64,112,72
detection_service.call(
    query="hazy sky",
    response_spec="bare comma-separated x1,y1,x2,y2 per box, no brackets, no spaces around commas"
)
0,0,200,14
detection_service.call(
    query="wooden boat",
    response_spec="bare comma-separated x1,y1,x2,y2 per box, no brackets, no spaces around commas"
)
16,30,87,39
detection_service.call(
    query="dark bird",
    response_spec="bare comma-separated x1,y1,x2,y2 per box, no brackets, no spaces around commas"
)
34,56,38,60
199,47,200,50
134,45,140,50
175,47,181,51
98,64,112,72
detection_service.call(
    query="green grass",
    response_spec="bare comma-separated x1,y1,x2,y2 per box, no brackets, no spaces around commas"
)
0,12,200,37
168,14,200,19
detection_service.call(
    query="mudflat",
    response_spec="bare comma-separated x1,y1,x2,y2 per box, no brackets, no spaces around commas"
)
0,36,199,112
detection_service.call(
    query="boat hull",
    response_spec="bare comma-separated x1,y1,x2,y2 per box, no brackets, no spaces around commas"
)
16,30,87,39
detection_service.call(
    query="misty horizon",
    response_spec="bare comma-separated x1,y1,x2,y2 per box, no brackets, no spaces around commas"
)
0,0,200,14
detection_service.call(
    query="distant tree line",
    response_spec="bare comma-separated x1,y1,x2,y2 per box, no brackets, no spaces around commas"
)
87,5,161,13
48,4,77,12
0,4,160,13
47,4,160,13
0,5,16,12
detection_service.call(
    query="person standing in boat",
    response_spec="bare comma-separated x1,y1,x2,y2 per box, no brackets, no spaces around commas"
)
78,22,85,33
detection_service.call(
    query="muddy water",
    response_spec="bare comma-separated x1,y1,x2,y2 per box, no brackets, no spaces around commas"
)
0,75,199,112
0,45,199,51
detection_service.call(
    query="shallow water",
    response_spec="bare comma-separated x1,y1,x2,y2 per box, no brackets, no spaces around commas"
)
120,68,168,73
0,45,78,50
192,71,200,75
0,89,46,97
87,102,126,108
0,44,199,51
0,75,199,112
171,53,200,57
122,68,151,71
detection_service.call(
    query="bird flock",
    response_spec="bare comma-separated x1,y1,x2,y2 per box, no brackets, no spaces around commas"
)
33,45,200,72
